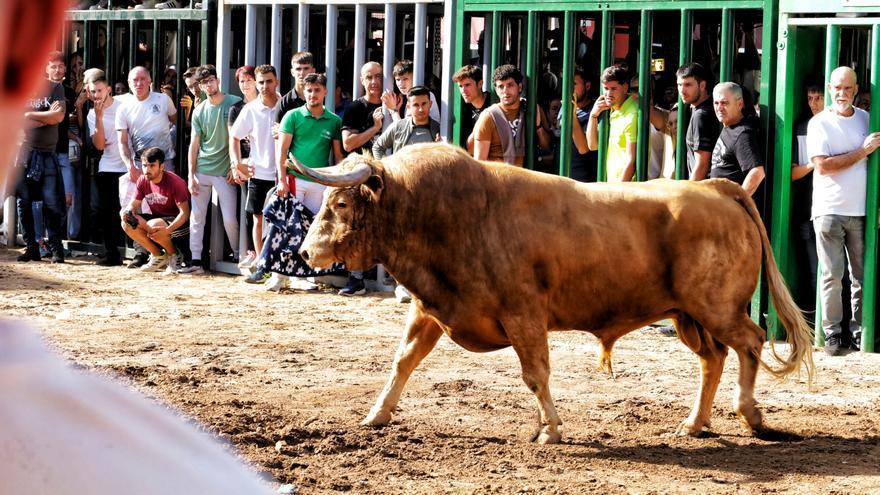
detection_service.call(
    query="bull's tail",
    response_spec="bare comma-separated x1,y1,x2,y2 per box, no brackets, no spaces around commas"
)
736,190,816,388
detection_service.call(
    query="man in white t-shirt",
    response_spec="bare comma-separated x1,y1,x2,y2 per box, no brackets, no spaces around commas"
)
230,65,279,277
87,73,128,266
807,66,880,355
116,66,178,178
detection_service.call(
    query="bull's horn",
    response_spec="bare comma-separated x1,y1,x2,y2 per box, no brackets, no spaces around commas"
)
288,156,372,187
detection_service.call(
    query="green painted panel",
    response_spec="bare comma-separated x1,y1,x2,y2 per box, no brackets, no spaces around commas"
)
635,10,652,182
597,10,614,182
463,1,763,12
558,11,575,178
861,24,880,353
675,9,693,180
525,12,538,170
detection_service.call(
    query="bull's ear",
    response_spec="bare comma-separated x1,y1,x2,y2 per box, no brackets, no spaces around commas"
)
363,174,384,203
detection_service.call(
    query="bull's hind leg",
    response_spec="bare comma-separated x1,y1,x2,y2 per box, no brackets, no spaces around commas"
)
675,315,729,436
503,317,562,444
363,304,443,427
726,315,766,434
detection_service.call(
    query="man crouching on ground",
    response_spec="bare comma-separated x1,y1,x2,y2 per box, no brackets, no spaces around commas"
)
121,146,191,273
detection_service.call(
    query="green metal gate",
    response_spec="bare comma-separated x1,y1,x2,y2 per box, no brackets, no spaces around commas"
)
771,0,880,353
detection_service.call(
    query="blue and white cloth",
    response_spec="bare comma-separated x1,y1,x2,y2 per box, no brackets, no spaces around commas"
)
256,193,339,277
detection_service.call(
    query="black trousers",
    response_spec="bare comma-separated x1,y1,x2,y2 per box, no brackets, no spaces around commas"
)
95,171,125,260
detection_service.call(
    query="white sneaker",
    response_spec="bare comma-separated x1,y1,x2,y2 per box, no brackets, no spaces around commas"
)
177,264,205,275
140,254,169,272
163,253,183,275
155,0,184,8
395,284,412,303
237,251,256,269
289,278,318,291
134,0,157,8
265,274,289,291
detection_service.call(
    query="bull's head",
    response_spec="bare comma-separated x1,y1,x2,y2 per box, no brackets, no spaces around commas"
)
295,153,385,272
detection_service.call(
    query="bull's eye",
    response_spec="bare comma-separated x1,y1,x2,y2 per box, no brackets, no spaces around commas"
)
336,200,347,209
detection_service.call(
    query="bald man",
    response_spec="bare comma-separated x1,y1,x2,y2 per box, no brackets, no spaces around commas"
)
808,66,880,355
0,2,272,492
116,66,178,179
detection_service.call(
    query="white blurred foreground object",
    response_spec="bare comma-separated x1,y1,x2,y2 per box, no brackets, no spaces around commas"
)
0,320,273,495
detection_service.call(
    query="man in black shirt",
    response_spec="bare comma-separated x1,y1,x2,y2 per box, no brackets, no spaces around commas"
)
677,63,720,181
46,52,78,241
274,51,316,124
17,78,68,262
452,65,488,153
709,82,765,196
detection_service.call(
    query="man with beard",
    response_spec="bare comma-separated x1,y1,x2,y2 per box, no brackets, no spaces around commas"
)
452,64,488,154
566,66,598,182
676,63,720,181
271,72,344,292
473,64,550,166
177,65,241,275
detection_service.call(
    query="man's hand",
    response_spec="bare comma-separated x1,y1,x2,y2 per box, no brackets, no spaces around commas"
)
188,175,200,196
372,107,384,129
381,90,402,115
276,176,290,197
590,95,611,119
226,168,237,185
75,89,90,110
50,100,62,113
94,97,105,118
863,132,880,155
179,95,193,111
128,168,142,183
272,123,280,140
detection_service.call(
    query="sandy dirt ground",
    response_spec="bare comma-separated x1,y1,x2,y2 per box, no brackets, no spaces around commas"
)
3,247,880,494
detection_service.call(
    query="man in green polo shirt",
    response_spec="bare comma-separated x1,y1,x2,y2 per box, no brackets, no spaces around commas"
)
586,65,638,182
276,72,344,214
179,64,241,275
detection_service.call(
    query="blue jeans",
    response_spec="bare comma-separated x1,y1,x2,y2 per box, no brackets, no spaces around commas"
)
57,152,81,239
814,214,864,341
16,152,66,253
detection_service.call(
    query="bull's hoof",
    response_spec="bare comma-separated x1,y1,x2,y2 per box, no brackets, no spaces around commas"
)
675,419,707,437
736,409,763,435
361,409,393,427
530,428,562,444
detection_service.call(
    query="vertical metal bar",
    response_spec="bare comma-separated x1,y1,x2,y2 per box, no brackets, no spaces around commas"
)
481,15,492,94
451,8,467,146
216,3,232,93
325,5,339,112
441,0,459,142
297,4,310,52
636,10,652,183
414,3,427,86
271,5,283,75
597,10,614,182
861,24,880,353
675,9,693,180
769,19,797,342
83,20,91,70
129,19,137,74
176,19,186,177
489,12,502,103
524,12,538,170
200,14,209,67
106,20,112,73
383,5,397,96
152,20,160,79
558,12,575,177
825,25,841,108
353,4,367,99
719,8,733,82
255,6,267,64
245,5,256,67
760,0,781,334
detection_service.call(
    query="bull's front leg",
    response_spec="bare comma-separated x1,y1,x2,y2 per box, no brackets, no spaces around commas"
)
363,303,443,427
503,317,563,444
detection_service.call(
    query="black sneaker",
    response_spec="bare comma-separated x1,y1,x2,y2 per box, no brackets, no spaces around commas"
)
127,253,149,269
96,256,123,267
51,251,65,264
338,276,366,296
656,325,677,337
17,247,41,262
824,336,845,356
850,333,862,351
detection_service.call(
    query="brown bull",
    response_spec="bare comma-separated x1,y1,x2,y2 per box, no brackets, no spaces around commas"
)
295,143,815,444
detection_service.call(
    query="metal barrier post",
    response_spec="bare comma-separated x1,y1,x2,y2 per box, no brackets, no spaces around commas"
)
128,19,137,72
451,8,466,146
151,19,160,78
245,5,257,67
675,9,692,180
815,23,841,343
414,3,427,86
768,20,797,341
720,8,733,82
559,11,575,177
861,24,880,353
271,5,283,75
524,11,537,171
597,10,614,182
383,4,397,99
325,5,338,112
297,4,309,52
353,4,367,99
636,10,652,182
